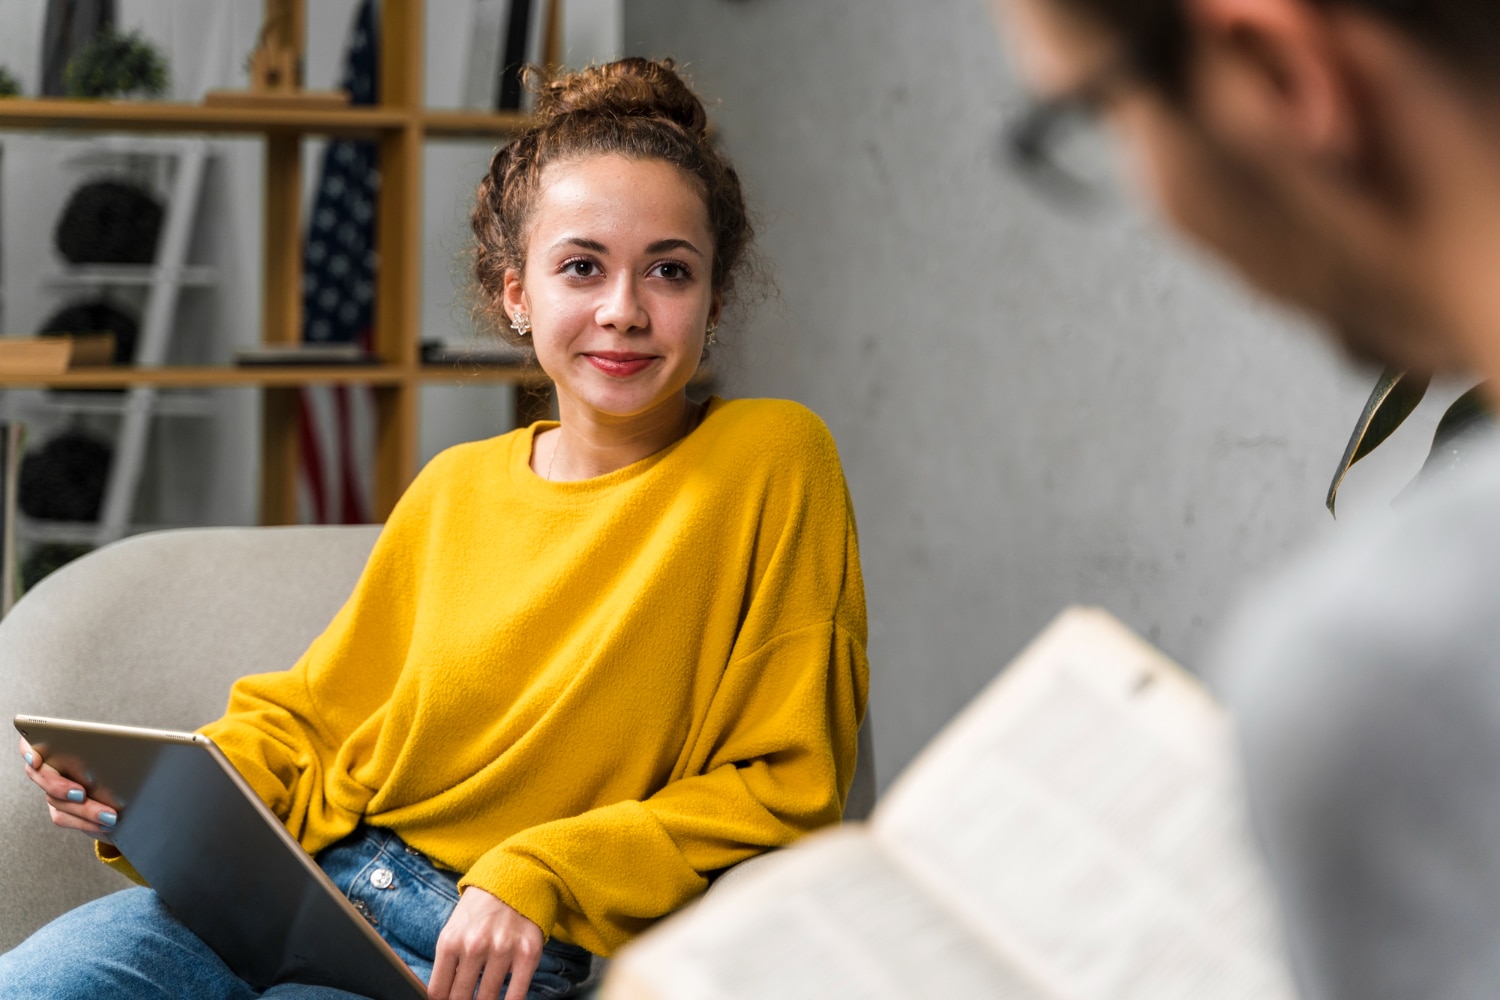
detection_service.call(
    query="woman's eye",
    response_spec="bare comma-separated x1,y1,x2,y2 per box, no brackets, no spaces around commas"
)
563,259,598,277
653,262,690,281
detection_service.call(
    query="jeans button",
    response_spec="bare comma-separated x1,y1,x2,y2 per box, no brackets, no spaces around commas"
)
370,867,395,890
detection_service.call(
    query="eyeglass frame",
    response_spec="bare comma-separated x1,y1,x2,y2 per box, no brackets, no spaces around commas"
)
1003,61,1139,203
1001,10,1187,205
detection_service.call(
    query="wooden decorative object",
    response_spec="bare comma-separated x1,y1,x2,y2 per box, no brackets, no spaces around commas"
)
204,0,350,111
543,0,564,70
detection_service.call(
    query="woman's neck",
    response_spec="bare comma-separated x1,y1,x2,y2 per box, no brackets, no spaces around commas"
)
536,394,700,481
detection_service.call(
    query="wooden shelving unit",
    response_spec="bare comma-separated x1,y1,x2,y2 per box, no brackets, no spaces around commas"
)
0,99,410,136
0,100,535,141
0,1,552,525
0,365,550,390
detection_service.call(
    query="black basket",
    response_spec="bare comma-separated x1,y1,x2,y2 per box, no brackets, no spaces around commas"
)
18,429,112,522
54,179,164,265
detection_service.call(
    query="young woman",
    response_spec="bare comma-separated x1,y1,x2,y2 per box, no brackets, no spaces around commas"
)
4,58,868,1000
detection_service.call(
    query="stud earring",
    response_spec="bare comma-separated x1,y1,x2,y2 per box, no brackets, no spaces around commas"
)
510,312,531,337
705,321,717,346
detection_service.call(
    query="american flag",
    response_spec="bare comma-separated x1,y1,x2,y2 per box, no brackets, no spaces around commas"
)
299,0,379,524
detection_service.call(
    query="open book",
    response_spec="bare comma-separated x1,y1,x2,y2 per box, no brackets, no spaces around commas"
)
604,608,1294,1000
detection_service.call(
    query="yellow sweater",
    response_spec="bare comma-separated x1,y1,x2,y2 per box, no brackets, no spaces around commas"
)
128,397,866,956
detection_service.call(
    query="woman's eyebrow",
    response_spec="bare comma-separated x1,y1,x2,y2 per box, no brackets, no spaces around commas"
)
646,238,706,259
547,236,706,258
549,236,609,254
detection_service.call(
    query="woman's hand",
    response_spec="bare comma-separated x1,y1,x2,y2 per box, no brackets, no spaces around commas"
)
429,886,544,1000
18,737,117,840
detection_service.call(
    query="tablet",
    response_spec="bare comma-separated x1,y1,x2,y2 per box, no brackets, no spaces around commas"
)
13,715,427,1000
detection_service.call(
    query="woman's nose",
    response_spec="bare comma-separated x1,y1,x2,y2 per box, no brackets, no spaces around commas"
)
596,274,649,332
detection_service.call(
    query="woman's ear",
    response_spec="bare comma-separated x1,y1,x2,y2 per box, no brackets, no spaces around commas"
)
502,268,528,321
708,291,723,328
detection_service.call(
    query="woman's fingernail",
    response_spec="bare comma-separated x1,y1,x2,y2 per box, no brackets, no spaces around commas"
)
66,789,85,804
98,811,117,828
23,752,33,767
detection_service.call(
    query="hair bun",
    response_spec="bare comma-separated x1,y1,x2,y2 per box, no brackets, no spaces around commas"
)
534,57,708,136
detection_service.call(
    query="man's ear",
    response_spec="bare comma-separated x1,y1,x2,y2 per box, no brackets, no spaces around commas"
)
1185,0,1361,167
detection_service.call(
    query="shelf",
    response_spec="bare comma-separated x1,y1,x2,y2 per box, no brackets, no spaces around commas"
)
0,99,533,140
0,364,565,390
44,264,218,287
0,365,409,389
12,388,216,417
0,99,410,137
421,109,532,140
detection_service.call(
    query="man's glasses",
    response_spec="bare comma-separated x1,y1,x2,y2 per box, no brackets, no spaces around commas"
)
1003,62,1136,207
1002,7,1186,207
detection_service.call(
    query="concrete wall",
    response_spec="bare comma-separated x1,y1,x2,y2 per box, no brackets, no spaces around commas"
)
624,0,1467,789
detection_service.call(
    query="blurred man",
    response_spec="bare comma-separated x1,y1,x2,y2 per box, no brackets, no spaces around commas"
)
993,1,1500,998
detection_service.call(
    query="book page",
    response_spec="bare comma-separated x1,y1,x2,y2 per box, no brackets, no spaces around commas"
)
873,608,1293,1000
605,828,1057,1000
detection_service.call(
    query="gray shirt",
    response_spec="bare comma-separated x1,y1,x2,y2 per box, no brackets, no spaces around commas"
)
1216,429,1500,1000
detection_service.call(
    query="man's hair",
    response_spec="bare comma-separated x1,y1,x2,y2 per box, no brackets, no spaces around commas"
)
1057,0,1500,93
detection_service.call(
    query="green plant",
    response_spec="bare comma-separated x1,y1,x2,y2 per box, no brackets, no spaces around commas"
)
63,28,169,100
0,67,21,98
1326,369,1494,515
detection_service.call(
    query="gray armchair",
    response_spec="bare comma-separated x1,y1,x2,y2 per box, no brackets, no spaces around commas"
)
0,526,875,953
0,526,381,952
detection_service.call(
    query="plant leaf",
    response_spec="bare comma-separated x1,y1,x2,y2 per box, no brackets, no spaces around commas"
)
1326,368,1430,516
1408,383,1494,489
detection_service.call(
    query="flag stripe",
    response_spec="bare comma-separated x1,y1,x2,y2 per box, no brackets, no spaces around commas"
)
297,0,380,525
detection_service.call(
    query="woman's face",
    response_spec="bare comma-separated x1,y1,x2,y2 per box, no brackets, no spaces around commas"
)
504,154,719,427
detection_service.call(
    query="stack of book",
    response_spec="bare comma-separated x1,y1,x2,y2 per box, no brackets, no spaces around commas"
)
0,335,114,377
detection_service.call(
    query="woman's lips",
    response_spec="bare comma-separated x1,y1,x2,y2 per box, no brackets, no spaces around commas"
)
585,352,657,377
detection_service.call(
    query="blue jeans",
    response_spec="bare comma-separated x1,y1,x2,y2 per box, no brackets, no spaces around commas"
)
0,826,595,999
